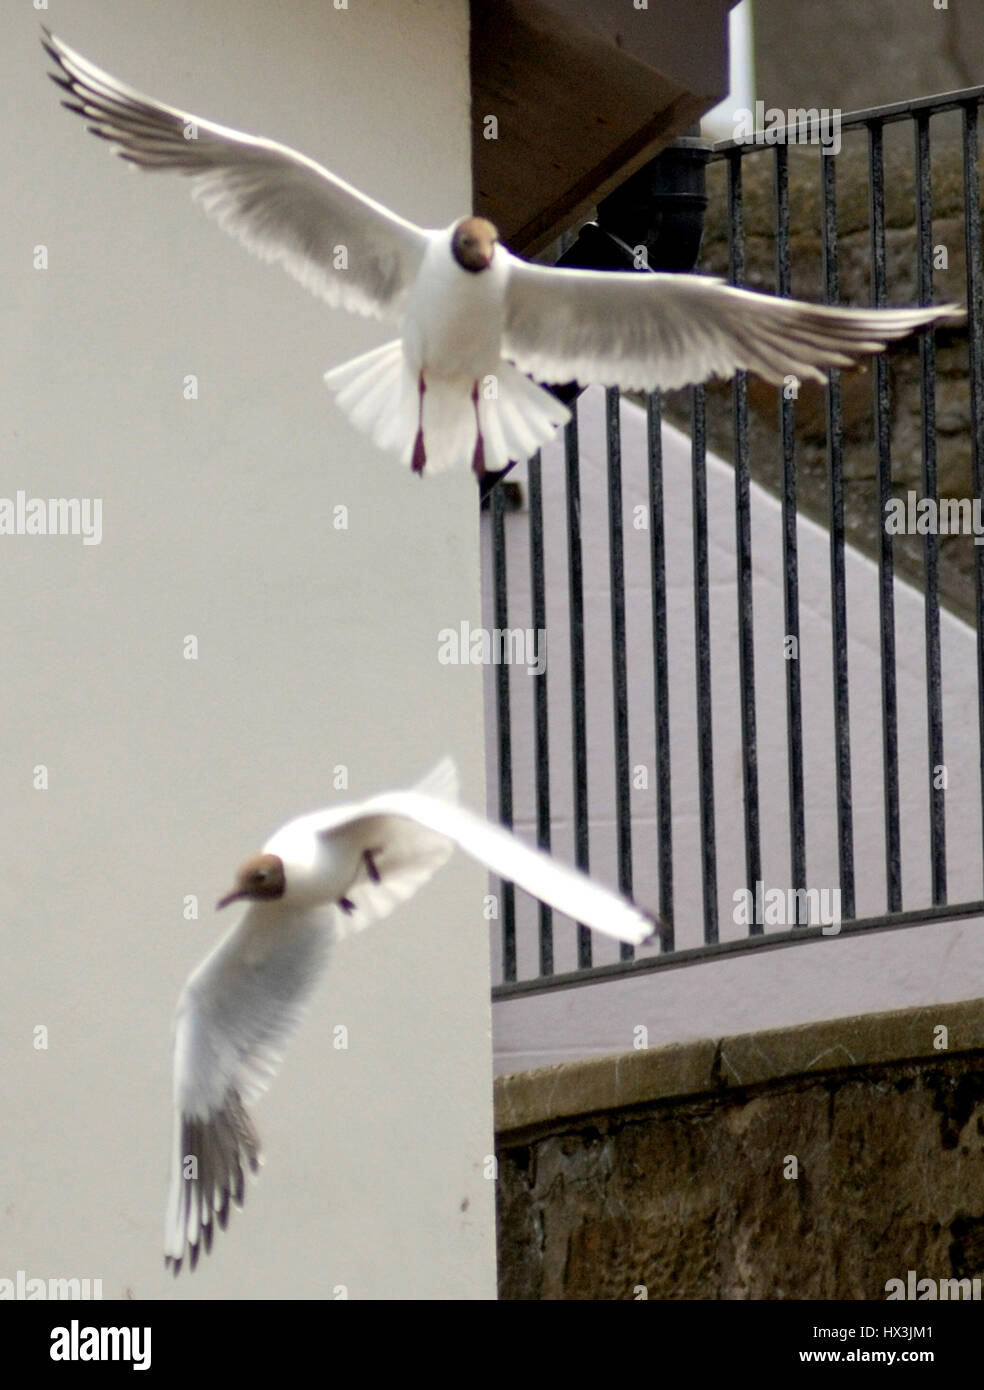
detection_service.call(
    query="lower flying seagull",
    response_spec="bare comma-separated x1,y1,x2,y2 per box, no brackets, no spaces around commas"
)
44,30,965,477
164,758,656,1272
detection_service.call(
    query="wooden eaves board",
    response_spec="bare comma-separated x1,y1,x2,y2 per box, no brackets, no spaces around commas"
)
471,0,736,256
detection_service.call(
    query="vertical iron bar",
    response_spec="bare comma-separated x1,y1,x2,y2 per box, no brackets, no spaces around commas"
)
774,143,807,918
963,101,984,895
490,480,516,978
648,391,674,949
868,120,903,913
915,112,947,904
527,450,553,975
727,149,761,924
606,388,634,959
821,153,856,921
565,405,592,966
692,385,718,942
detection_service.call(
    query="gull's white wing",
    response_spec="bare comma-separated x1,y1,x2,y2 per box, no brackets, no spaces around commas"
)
44,30,428,319
165,903,330,1274
279,757,460,939
503,254,965,390
312,758,658,947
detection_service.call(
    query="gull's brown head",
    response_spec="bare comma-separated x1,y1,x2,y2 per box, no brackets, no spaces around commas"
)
217,852,286,909
451,216,499,273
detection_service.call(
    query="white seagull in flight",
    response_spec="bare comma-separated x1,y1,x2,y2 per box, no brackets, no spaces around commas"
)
45,31,964,477
163,758,656,1273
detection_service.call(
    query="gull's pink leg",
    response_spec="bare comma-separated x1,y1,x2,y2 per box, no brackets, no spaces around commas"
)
411,373,427,475
471,382,485,478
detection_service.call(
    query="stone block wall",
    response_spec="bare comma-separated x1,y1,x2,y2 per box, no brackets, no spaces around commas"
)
752,2,982,118
496,998,984,1299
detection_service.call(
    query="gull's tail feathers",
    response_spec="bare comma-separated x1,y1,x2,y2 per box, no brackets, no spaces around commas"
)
324,347,570,475
476,361,572,474
324,339,417,456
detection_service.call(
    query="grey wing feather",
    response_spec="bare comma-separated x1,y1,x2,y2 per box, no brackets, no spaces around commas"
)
503,255,965,391
44,29,428,319
165,904,330,1273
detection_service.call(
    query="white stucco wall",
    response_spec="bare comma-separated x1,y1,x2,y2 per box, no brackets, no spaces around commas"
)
489,385,984,1072
3,0,495,1299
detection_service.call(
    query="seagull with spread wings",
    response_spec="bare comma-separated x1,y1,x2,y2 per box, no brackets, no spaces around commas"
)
44,28,965,478
164,758,656,1273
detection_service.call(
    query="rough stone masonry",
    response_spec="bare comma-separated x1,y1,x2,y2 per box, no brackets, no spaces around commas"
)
495,999,984,1299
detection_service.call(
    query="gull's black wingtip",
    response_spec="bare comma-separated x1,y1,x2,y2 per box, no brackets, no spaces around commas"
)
42,31,71,93
40,27,60,65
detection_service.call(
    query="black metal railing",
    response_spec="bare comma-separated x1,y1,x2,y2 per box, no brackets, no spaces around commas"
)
486,85,984,997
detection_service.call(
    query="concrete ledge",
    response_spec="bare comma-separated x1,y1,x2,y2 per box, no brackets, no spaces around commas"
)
496,995,984,1139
